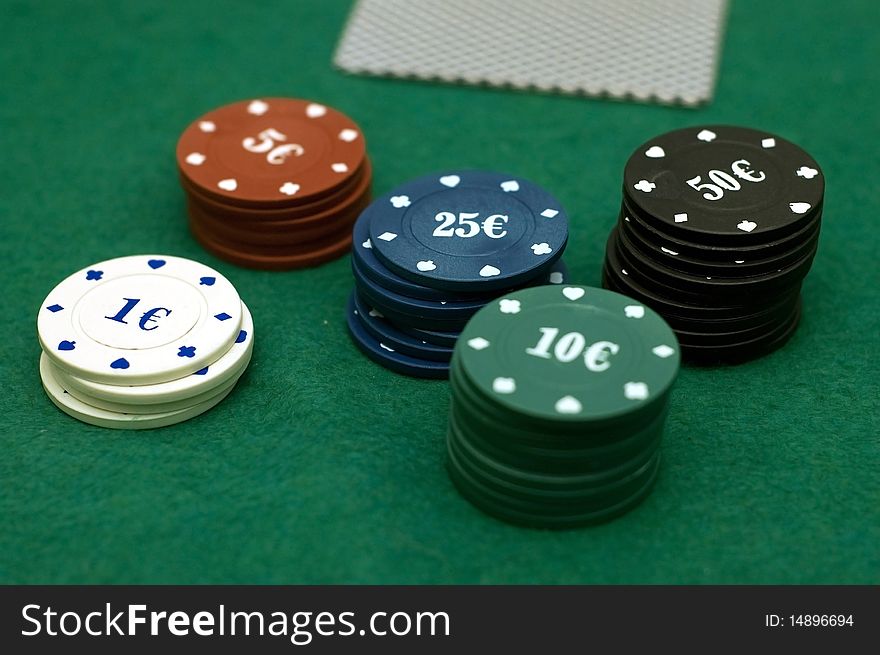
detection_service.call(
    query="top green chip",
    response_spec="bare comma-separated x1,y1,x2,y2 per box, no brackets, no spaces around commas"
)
455,285,680,424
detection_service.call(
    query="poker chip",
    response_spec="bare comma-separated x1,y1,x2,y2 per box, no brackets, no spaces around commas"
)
345,173,570,378
366,171,568,291
177,98,371,270
604,126,824,364
36,255,253,429
446,285,678,528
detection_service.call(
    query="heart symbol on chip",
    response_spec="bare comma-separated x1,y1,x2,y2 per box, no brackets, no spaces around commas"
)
697,129,717,142
479,265,500,278
185,152,206,166
110,358,130,370
562,287,585,301
645,146,665,158
417,260,437,272
737,220,757,233
531,243,552,256
555,396,582,414
500,180,519,192
218,178,238,191
58,340,76,351
306,103,327,118
148,259,166,269
467,337,490,350
194,367,209,376
789,202,811,214
199,276,215,286
493,377,516,394
439,175,460,188
624,305,645,318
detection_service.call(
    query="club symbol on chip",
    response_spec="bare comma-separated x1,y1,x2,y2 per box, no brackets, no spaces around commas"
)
531,243,552,256
498,299,521,314
416,260,437,272
624,305,645,319
390,195,410,208
633,180,656,193
279,182,300,196
500,180,519,192
796,166,818,179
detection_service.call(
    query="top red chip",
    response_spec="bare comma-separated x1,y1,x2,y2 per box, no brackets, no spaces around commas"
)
176,98,366,208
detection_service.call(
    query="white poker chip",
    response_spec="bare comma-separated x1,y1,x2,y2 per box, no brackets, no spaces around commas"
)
37,255,243,385
53,302,254,405
53,363,245,414
40,354,236,430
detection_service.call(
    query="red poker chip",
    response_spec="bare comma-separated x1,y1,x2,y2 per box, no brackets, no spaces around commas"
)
176,98,366,208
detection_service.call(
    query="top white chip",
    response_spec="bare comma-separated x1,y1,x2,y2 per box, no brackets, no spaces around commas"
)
37,255,243,385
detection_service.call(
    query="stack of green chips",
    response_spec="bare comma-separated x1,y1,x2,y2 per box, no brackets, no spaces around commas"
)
447,285,680,528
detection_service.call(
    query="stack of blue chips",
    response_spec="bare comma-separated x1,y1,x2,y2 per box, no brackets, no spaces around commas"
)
345,171,571,378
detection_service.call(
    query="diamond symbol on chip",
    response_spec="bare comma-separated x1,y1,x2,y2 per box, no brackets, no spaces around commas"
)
624,382,649,400
390,195,410,208
674,213,688,223
467,337,490,351
247,100,269,115
493,377,516,394
377,232,397,242
633,180,656,193
531,243,552,256
652,345,675,358
540,208,559,219
555,396,582,414
796,166,818,179
697,129,716,142
198,121,216,133
761,138,776,148
624,305,645,318
338,128,358,142
218,178,238,191
331,162,349,173
185,152,206,166
306,103,327,118
279,182,300,196
498,299,521,314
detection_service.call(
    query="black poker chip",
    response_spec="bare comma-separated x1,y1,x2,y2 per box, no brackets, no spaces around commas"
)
604,125,824,364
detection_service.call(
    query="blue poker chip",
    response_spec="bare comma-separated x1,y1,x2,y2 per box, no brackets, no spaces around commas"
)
352,205,489,302
397,325,461,348
352,292,454,362
345,294,449,379
366,171,569,291
353,256,571,326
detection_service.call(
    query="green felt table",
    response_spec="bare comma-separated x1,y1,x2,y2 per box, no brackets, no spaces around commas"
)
1,0,878,585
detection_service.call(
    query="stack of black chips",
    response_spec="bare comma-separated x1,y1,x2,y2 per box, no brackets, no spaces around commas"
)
603,125,824,365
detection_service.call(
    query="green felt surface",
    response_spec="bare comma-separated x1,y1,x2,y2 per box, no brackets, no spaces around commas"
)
1,0,878,585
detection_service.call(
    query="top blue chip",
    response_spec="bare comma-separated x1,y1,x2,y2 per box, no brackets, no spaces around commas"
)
365,171,569,291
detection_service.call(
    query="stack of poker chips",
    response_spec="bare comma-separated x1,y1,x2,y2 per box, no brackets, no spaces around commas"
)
447,285,680,528
345,171,570,378
36,255,253,430
176,98,371,270
603,125,824,365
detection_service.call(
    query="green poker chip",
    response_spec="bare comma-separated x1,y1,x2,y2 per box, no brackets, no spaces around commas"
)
455,285,680,426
